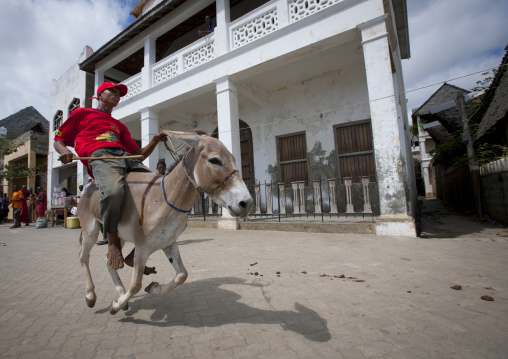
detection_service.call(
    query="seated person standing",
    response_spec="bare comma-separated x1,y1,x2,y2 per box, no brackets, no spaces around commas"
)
54,82,167,270
198,15,217,37
156,159,167,175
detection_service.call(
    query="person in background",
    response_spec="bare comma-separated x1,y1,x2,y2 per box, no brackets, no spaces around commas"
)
0,193,9,224
156,159,167,175
20,185,30,226
10,185,23,229
198,15,217,37
27,192,37,222
78,185,84,197
35,187,47,219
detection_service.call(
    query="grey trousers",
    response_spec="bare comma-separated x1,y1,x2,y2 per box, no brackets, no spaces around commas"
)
89,148,152,240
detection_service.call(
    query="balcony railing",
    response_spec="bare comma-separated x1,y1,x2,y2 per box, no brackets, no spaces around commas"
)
121,0,355,99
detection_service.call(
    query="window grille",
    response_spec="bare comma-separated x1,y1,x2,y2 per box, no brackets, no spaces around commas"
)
53,110,63,131
68,98,80,116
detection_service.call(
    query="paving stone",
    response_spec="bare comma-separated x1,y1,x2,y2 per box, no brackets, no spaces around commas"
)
0,206,507,359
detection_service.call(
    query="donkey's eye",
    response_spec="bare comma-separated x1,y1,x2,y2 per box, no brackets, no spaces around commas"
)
208,158,222,166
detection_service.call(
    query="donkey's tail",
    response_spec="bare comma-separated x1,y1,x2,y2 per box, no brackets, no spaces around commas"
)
79,231,83,245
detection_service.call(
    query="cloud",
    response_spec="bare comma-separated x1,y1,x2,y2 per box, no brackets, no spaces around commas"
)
402,0,508,114
0,0,136,121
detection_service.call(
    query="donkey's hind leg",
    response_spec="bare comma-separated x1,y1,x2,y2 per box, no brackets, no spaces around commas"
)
145,243,188,296
79,220,101,308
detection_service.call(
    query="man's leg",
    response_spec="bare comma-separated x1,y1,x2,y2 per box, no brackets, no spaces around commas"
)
89,149,128,270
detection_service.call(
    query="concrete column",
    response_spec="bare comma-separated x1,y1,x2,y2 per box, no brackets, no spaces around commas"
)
93,71,104,108
215,76,241,173
215,76,241,229
421,163,433,198
142,36,156,91
215,0,231,56
140,108,159,171
358,15,416,237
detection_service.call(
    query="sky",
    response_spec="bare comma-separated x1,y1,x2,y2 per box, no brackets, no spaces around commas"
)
0,0,507,123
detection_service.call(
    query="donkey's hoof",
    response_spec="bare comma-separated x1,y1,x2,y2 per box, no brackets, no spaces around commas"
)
85,297,96,308
122,303,129,311
109,301,119,315
144,281,159,293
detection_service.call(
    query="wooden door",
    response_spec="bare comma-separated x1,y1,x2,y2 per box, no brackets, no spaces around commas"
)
240,140,253,188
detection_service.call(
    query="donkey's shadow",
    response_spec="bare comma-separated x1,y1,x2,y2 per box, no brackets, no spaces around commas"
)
119,276,331,342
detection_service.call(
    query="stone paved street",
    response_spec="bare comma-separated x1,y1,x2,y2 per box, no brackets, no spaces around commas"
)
0,200,507,358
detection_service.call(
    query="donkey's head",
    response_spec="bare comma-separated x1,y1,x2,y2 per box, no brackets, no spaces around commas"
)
166,130,253,218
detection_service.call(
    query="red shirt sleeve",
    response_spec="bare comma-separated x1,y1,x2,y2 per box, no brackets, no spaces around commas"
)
54,108,82,147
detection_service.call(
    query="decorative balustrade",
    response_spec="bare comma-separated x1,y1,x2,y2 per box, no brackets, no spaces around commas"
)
120,74,142,102
231,6,279,49
119,0,357,95
183,40,215,71
152,58,179,86
289,0,345,23
189,177,378,221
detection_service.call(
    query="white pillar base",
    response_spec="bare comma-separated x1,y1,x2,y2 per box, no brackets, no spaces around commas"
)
218,208,239,230
375,215,416,238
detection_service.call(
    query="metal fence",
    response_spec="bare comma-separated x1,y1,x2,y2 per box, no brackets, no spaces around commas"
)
188,176,380,222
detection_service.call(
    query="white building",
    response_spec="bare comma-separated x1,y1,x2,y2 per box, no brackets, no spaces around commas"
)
48,0,417,236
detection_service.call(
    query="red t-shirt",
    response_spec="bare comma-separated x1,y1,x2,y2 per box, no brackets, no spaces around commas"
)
54,108,139,175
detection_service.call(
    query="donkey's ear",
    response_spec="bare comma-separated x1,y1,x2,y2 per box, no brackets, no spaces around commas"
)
194,128,208,136
164,130,202,149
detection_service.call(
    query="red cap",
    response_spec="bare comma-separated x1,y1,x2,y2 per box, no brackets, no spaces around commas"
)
89,82,128,100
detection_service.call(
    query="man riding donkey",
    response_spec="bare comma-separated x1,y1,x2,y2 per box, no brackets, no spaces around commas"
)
54,82,168,272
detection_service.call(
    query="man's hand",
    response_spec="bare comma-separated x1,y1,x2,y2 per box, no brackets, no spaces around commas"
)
152,131,168,143
59,152,74,164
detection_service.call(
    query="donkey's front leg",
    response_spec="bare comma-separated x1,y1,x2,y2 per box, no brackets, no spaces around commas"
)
145,243,188,296
109,248,149,315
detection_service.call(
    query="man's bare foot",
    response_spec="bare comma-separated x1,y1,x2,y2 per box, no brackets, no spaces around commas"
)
107,233,124,270
125,248,157,275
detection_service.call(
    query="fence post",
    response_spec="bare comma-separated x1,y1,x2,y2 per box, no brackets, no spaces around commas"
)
362,176,372,214
313,180,321,214
254,184,261,214
208,195,214,215
298,182,306,215
279,183,286,215
266,183,273,215
328,178,338,214
291,182,299,215
344,177,354,214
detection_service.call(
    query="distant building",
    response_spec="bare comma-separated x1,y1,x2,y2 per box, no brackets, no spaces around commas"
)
0,106,49,197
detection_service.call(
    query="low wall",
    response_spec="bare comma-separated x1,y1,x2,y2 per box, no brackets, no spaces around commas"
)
480,158,508,225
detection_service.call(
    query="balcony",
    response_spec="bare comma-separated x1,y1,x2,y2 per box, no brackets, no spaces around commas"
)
117,0,363,103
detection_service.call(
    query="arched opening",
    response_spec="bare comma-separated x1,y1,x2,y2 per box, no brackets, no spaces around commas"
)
212,120,254,189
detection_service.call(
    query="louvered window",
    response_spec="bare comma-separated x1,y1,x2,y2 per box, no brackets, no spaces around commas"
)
336,122,376,183
278,133,308,186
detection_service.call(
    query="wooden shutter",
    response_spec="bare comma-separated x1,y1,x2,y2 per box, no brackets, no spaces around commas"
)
278,133,308,186
336,122,376,183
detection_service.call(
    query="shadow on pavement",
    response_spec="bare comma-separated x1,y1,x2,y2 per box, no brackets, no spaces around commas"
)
177,238,214,245
118,276,331,342
419,198,507,239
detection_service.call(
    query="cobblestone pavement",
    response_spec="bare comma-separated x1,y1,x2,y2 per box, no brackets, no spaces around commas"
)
0,202,507,358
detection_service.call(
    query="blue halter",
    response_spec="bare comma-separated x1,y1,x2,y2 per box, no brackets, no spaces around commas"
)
161,173,192,213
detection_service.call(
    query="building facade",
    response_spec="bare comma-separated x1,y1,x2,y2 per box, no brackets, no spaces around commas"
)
48,0,417,236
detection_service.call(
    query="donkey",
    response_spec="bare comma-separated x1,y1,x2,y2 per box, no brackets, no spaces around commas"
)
78,130,253,314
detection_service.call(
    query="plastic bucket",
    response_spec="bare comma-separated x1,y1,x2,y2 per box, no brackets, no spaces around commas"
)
67,216,81,229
